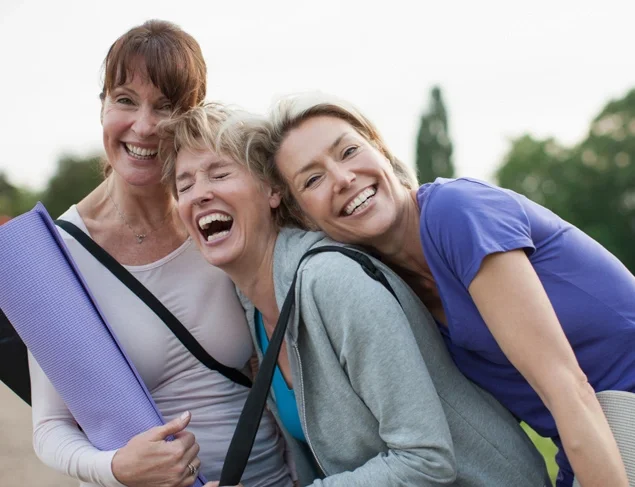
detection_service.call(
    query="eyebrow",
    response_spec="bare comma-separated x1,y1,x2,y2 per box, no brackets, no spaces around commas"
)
176,159,229,183
294,132,348,180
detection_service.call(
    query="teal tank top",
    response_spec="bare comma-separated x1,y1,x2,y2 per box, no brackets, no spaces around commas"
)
254,310,306,442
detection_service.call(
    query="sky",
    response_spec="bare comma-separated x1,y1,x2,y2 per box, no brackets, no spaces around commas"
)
0,0,633,190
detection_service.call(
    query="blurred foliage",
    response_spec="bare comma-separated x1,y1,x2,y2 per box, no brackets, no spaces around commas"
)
497,88,635,273
416,86,455,182
39,155,103,218
0,173,38,217
0,155,103,221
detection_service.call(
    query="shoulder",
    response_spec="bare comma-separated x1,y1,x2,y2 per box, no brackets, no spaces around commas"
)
298,245,403,312
422,178,513,219
421,178,529,236
56,206,89,241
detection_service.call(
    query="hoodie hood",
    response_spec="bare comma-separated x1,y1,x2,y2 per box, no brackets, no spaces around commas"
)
235,227,333,341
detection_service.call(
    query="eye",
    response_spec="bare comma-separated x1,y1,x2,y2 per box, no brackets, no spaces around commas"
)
210,172,230,180
158,103,173,112
177,184,193,194
116,97,134,106
343,146,358,158
304,174,322,189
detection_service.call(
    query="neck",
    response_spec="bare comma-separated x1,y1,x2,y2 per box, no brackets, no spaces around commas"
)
369,188,432,279
107,173,174,225
222,231,280,328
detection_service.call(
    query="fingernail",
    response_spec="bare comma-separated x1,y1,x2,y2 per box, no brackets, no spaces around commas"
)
180,411,190,421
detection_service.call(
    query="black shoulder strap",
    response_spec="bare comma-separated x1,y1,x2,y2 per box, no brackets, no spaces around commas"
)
55,219,252,389
219,245,400,486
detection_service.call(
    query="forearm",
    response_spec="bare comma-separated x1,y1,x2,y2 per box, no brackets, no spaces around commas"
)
468,252,628,485
29,353,125,487
33,418,124,487
549,379,627,487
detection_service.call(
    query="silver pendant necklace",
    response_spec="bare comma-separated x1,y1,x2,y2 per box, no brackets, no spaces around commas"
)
106,178,174,244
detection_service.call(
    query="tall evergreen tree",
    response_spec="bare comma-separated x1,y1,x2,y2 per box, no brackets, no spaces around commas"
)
415,86,454,182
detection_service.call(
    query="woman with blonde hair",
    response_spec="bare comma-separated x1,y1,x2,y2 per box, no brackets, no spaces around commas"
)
244,91,635,487
158,102,550,486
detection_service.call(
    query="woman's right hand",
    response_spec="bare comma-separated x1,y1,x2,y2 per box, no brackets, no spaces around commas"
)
112,411,201,487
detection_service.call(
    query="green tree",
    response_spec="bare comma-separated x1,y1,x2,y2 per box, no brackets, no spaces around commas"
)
573,89,635,271
415,86,454,182
496,88,635,273
0,172,38,217
40,155,103,218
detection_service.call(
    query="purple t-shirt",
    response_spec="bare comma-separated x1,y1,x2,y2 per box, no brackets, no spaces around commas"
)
417,178,635,487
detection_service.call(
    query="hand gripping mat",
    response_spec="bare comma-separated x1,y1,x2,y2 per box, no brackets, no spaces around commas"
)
0,203,206,486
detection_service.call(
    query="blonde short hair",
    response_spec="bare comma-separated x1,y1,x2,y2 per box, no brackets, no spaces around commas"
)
237,92,418,228
158,102,308,228
158,102,232,197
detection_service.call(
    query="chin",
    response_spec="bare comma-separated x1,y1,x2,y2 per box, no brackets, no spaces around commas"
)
200,247,238,269
111,162,162,186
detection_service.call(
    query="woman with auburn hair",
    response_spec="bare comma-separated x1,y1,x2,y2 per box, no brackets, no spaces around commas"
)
158,102,549,487
245,92,635,487
28,21,291,487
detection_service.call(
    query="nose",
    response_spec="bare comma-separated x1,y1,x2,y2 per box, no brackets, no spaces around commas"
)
331,164,356,194
191,180,214,206
131,106,158,139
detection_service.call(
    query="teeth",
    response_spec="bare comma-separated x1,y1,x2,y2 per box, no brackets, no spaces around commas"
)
198,213,233,229
125,143,158,157
207,230,230,242
344,187,377,216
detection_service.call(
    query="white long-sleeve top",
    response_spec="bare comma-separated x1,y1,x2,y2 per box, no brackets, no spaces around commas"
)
29,205,291,487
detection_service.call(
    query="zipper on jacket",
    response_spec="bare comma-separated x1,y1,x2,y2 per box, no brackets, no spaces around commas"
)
292,344,327,477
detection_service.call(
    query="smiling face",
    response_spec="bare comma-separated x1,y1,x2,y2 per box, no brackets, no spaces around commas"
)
101,69,173,186
175,146,281,269
275,115,410,245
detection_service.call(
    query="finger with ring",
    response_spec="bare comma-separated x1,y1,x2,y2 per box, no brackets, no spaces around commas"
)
187,462,199,476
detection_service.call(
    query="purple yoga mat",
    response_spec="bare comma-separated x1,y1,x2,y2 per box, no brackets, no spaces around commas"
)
0,203,206,486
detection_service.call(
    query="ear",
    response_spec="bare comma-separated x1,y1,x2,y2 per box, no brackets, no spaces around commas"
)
99,92,107,125
268,186,282,210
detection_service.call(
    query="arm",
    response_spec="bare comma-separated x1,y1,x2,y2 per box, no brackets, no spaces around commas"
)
29,352,127,487
29,353,201,487
469,250,627,487
302,256,457,487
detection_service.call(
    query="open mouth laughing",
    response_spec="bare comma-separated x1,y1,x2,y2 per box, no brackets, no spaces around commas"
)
342,185,377,216
198,212,234,242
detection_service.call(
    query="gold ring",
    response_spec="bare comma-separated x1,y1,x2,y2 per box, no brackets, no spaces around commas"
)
187,463,198,476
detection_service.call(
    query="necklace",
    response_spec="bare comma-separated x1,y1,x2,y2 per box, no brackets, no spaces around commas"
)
106,179,175,244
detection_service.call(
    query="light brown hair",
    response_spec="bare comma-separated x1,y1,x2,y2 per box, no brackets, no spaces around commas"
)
237,92,418,228
100,20,207,177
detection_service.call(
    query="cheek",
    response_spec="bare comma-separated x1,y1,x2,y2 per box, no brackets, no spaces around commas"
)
177,198,192,225
306,192,332,219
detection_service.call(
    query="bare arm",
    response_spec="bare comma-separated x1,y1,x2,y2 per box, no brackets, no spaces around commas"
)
468,250,627,487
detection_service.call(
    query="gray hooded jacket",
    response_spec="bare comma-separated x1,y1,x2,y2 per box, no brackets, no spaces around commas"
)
240,228,549,487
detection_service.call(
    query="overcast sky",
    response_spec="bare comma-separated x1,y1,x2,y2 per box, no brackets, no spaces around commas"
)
1,0,633,190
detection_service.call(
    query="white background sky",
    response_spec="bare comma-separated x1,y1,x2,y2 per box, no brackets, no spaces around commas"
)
1,0,633,190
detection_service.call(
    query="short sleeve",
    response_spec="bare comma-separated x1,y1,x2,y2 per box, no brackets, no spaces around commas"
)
421,179,535,288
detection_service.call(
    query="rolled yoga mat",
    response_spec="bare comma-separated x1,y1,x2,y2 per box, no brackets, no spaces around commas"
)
0,203,206,486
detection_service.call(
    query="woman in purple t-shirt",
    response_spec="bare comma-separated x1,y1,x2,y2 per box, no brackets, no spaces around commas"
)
242,92,635,487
